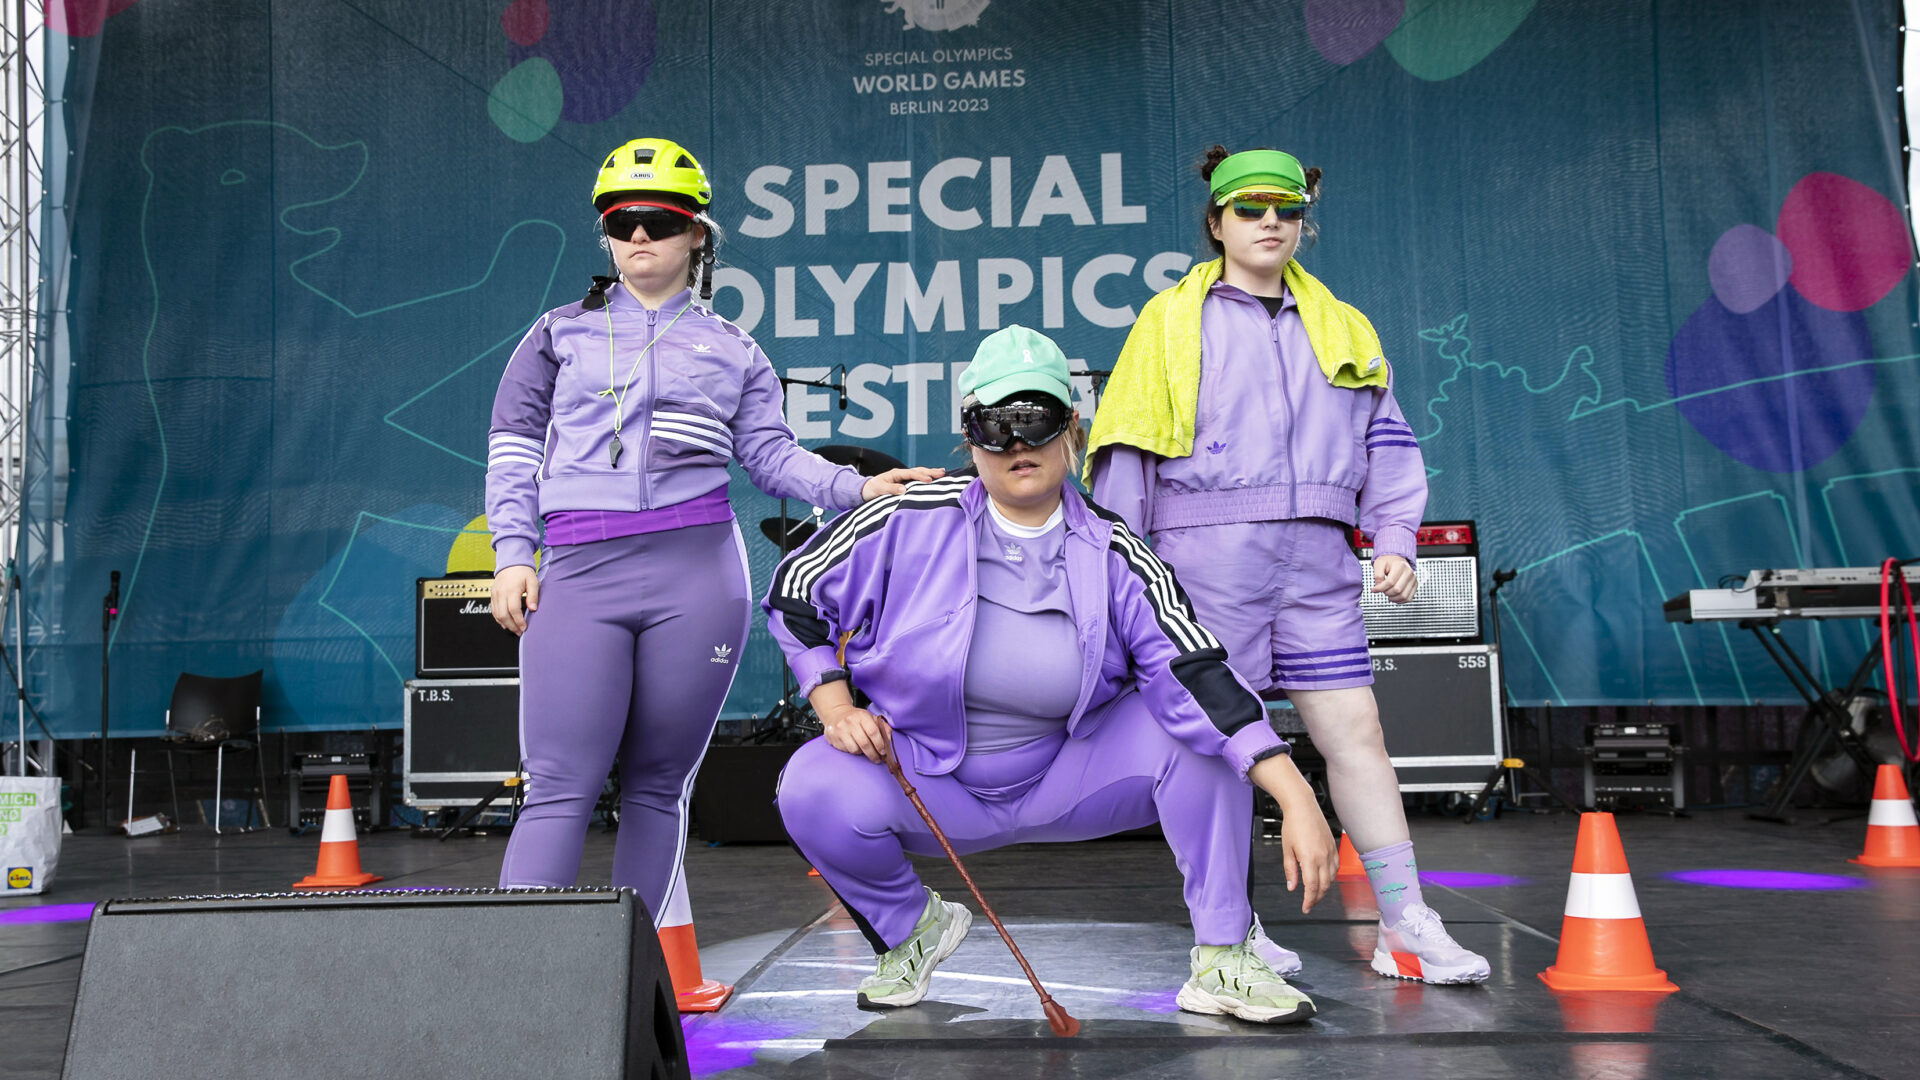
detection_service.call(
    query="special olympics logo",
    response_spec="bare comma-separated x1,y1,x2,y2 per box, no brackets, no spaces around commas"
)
883,0,990,31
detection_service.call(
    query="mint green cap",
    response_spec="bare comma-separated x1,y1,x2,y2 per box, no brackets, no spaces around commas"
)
1209,149,1310,205
960,325,1073,406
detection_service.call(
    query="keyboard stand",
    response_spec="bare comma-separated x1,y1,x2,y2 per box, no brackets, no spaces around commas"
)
1745,620,1885,823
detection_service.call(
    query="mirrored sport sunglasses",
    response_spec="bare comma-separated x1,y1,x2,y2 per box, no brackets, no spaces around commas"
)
1229,192,1308,221
961,394,1072,452
601,205,697,243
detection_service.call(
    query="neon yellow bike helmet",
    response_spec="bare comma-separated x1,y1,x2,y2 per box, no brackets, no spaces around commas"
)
592,137,712,214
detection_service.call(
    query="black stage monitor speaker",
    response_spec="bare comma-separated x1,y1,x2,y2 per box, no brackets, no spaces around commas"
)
417,574,521,678
61,887,689,1080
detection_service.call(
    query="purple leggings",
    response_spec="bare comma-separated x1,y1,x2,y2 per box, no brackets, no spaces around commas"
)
498,521,750,920
777,691,1255,952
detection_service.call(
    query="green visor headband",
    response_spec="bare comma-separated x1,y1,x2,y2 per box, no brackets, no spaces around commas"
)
1209,149,1311,206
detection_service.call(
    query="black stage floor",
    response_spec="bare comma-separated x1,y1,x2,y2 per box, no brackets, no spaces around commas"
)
3,809,1914,1078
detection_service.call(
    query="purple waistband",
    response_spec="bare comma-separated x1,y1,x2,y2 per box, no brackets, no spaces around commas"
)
543,488,733,547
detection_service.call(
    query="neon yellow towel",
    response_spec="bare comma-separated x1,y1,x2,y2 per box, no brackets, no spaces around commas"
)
1085,258,1388,477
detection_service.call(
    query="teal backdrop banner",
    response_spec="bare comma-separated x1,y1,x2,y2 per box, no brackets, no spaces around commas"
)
19,0,1918,735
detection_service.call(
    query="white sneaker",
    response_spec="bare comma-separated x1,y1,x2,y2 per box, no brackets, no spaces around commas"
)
1248,913,1303,977
1175,935,1316,1025
1370,904,1490,984
856,887,973,1008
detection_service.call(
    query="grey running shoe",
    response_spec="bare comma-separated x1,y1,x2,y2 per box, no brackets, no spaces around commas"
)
1371,903,1491,984
1175,927,1316,1024
856,887,973,1008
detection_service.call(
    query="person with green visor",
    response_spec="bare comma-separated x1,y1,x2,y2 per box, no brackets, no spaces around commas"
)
1086,147,1490,984
484,137,942,919
767,325,1335,1023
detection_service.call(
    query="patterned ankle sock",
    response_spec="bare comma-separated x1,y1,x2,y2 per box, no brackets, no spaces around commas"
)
1359,840,1423,925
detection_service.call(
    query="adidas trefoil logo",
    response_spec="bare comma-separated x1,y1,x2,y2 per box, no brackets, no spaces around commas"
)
1207,441,1227,455
710,644,732,664
1002,542,1024,563
691,342,712,353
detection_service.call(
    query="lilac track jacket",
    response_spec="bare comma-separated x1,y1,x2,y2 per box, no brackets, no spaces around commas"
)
1089,282,1427,564
487,286,865,569
763,477,1288,781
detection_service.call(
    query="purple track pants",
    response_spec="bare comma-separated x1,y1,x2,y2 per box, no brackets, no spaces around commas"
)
776,691,1255,952
498,521,750,921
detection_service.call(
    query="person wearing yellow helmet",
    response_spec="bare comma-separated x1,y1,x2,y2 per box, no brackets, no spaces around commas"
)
588,137,721,302
1086,146,1490,986
485,137,943,916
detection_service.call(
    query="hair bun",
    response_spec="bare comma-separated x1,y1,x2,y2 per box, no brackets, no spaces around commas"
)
1303,166,1322,196
1198,144,1231,181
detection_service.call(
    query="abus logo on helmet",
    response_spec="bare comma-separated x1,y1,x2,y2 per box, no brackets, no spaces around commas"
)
883,0,990,32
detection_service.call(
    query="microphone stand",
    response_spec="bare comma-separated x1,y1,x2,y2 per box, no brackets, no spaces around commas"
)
1464,568,1578,822
100,570,120,832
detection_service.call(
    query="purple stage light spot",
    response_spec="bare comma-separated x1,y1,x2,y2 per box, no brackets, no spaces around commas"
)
1777,172,1913,312
510,0,656,126
1118,988,1181,1013
1707,224,1791,314
1665,869,1865,891
500,0,550,47
680,1018,796,1077
1305,0,1405,65
0,902,95,925
1665,289,1874,473
1420,871,1529,888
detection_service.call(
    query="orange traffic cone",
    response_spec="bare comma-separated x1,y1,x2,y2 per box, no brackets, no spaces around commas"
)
291,775,382,889
1335,832,1368,882
1851,765,1920,867
658,875,732,1012
1539,813,1676,993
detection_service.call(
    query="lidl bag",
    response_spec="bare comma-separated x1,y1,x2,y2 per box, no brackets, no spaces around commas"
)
0,775,62,895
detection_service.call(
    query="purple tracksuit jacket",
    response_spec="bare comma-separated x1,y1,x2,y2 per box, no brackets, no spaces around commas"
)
763,476,1288,781
486,285,866,569
1091,281,1427,563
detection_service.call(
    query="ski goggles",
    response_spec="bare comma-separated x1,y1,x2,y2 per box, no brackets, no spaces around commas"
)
600,203,698,243
961,393,1073,452
1227,191,1309,221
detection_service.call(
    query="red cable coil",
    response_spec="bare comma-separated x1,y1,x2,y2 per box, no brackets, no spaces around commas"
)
1879,558,1920,762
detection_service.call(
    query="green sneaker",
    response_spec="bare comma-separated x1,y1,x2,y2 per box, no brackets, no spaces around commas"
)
1175,929,1317,1024
856,887,973,1009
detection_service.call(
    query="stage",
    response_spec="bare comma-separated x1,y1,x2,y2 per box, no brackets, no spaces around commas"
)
1,809,1911,1079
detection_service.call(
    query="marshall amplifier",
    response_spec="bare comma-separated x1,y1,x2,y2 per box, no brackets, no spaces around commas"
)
416,573,520,678
1352,520,1482,644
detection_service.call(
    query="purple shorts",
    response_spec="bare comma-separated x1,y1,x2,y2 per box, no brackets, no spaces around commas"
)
1153,518,1372,693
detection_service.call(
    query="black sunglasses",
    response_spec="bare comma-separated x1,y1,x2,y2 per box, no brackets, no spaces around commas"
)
961,393,1072,452
602,206,697,243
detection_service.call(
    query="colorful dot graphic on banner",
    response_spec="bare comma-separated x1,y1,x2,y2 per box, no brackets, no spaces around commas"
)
445,514,496,574
1775,171,1912,313
488,58,563,144
46,0,141,38
1665,288,1874,474
1707,224,1792,314
500,0,549,47
1305,0,1405,66
1381,0,1536,81
500,0,657,130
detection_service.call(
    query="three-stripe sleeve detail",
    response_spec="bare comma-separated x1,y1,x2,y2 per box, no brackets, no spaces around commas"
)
774,478,971,605
487,432,546,472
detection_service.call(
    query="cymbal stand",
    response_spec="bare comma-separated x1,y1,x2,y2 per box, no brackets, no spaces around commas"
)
755,370,848,742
